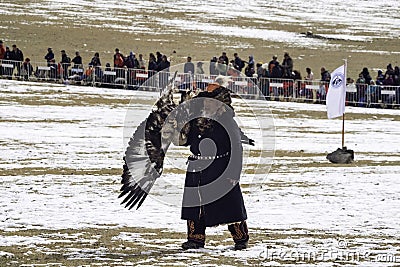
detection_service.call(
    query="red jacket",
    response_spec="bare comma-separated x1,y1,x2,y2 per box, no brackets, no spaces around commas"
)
0,45,5,59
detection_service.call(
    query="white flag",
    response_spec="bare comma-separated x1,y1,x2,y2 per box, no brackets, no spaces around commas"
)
326,65,346,119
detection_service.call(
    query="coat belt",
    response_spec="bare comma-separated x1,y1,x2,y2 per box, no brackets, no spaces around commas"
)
189,152,229,160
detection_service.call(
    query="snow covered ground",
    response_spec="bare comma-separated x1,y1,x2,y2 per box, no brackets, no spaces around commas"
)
0,79,399,266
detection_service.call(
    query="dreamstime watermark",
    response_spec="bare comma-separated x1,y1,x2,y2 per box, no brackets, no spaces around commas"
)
257,240,399,264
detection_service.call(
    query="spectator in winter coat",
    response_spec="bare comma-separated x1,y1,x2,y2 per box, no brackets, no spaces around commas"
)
233,53,245,72
138,54,146,70
71,51,83,73
90,52,102,80
210,56,218,76
113,48,125,68
244,62,255,78
220,51,229,65
11,44,24,76
3,46,13,77
0,40,5,60
90,52,101,67
360,67,372,85
320,67,331,82
157,55,170,72
21,58,33,80
394,66,400,86
270,62,283,100
0,41,5,75
305,67,314,80
60,50,71,79
156,51,163,65
384,64,394,78
158,55,170,89
281,52,293,78
184,56,195,74
125,52,139,69
148,53,158,75
268,55,279,74
44,48,55,65
216,56,227,76
270,61,283,78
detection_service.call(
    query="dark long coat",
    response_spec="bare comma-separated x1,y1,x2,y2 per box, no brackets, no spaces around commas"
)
180,109,247,227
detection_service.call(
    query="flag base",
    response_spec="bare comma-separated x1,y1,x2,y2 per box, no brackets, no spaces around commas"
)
326,147,354,164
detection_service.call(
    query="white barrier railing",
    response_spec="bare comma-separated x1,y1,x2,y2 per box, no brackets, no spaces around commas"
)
1,59,399,108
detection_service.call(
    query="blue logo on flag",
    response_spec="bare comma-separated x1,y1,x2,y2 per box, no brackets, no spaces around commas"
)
331,72,344,89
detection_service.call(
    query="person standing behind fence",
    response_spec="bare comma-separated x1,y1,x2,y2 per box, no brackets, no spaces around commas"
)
376,70,384,85
90,52,102,80
270,61,283,101
356,73,367,106
90,52,101,67
60,50,71,79
157,55,170,72
220,51,229,65
384,64,394,79
304,67,314,100
148,53,157,76
281,52,293,78
45,48,54,66
320,67,331,82
114,48,125,78
156,51,163,66
0,40,5,60
138,54,146,70
21,58,33,81
0,40,5,76
125,52,139,69
216,56,228,76
360,67,372,85
233,53,245,72
393,66,400,86
72,51,82,67
210,56,218,75
3,46,13,78
196,62,205,75
305,67,314,81
244,55,256,79
157,55,170,89
268,55,278,76
184,56,194,74
10,44,24,77
71,51,83,77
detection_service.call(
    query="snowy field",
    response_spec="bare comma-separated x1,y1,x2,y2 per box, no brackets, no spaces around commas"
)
2,0,400,47
0,79,399,266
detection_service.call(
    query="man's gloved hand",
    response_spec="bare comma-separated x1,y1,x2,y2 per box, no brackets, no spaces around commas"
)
249,139,255,146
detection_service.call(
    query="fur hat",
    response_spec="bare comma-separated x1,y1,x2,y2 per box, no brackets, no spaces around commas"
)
196,86,233,110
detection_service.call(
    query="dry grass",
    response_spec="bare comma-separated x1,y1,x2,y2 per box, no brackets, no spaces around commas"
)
1,226,398,266
1,3,399,80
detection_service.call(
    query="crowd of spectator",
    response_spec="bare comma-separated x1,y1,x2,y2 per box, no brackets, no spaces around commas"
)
0,39,399,91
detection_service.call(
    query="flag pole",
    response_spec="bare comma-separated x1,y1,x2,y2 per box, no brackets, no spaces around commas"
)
342,113,345,148
342,59,347,148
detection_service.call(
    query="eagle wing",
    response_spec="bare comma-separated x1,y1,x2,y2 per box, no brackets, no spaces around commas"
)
119,71,178,210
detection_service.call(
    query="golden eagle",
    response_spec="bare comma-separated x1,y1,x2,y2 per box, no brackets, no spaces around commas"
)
119,71,180,210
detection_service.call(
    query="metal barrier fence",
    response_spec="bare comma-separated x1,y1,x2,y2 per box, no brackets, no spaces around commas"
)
1,59,399,108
